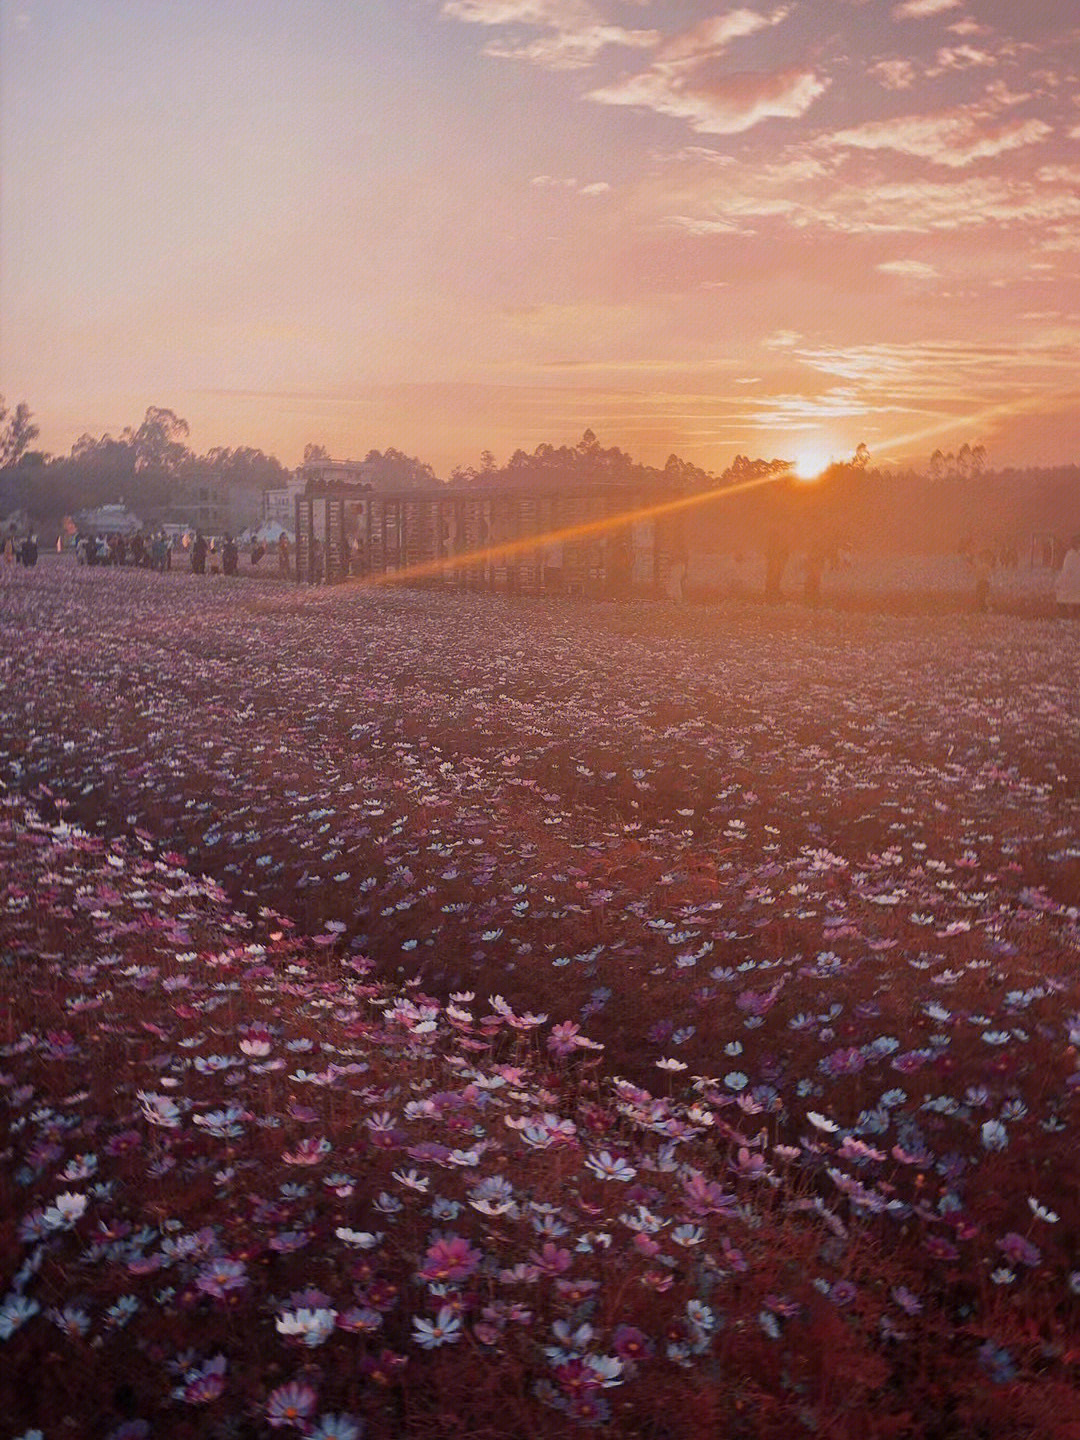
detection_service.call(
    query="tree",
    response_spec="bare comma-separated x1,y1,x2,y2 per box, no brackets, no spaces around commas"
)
0,397,40,469
130,406,190,474
303,443,331,464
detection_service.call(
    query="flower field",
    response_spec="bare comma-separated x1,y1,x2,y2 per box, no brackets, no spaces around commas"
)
2,563,1080,1438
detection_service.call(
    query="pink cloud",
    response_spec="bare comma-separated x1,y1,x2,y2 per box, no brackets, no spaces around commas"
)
820,108,1053,168
589,65,827,135
482,24,656,67
657,7,790,65
870,59,917,90
893,0,960,18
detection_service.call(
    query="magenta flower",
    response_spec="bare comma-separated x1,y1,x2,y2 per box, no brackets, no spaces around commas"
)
997,1232,1041,1268
418,1234,483,1283
266,1380,318,1428
612,1325,653,1360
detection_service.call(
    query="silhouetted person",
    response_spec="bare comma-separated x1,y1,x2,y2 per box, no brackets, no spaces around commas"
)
804,546,824,607
764,531,788,601
971,549,993,613
19,534,38,568
278,532,290,578
1055,535,1080,618
192,532,208,575
222,535,239,577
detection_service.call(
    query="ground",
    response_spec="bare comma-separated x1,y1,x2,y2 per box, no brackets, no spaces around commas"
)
1,561,1079,1439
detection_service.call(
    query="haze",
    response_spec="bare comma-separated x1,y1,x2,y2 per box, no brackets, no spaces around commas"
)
2,0,1079,473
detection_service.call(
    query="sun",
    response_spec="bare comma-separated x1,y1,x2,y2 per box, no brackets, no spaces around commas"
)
792,446,833,481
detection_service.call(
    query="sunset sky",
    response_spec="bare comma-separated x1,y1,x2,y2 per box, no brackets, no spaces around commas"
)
2,0,1079,475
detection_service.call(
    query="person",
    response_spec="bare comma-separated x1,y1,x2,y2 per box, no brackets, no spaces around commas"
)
151,532,168,572
192,531,208,575
1055,535,1080,618
970,548,993,613
804,544,824,607
3,524,18,566
278,532,290,578
19,534,38,568
666,548,687,604
251,541,265,568
222,534,239,577
764,529,788,601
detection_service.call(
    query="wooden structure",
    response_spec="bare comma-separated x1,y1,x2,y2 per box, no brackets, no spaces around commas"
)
296,481,693,595
294,492,350,585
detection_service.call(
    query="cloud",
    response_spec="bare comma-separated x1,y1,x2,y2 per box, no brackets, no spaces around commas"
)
531,175,611,194
893,0,960,18
657,7,790,65
877,259,940,278
589,66,828,135
442,0,590,25
820,107,1053,168
483,23,658,68
870,59,917,90
441,0,657,68
927,44,997,75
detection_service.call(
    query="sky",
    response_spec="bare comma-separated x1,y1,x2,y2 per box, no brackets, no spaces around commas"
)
2,0,1079,476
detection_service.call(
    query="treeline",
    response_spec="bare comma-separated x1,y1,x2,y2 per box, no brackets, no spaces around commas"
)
2,394,1077,552
0,403,289,532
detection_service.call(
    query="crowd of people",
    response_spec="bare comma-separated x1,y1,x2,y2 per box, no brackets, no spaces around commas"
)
75,530,172,570
2,523,38,568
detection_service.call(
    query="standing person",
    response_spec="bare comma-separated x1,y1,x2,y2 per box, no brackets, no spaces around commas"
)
222,534,239,577
3,524,18,566
20,534,38,568
764,529,788,601
192,531,208,575
278,532,290,578
666,548,688,604
804,545,824,607
1055,535,1080,618
971,548,993,613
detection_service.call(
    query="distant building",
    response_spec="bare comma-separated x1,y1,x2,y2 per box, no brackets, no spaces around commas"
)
76,503,142,535
160,476,261,536
297,458,375,490
263,477,307,530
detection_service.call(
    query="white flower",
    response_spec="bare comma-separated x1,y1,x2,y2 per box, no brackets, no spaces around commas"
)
276,1308,338,1347
335,1228,383,1249
806,1111,840,1133
584,1151,636,1182
43,1192,88,1229
413,1306,463,1349
1028,1197,1059,1223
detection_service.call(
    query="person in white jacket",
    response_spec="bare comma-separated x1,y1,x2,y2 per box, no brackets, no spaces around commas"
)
1055,536,1080,618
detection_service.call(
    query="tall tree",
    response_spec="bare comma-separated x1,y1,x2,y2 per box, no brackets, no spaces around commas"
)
0,397,40,468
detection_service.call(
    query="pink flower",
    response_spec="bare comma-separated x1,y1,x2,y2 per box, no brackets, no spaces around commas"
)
282,1137,332,1165
612,1325,653,1360
997,1232,1041,1268
266,1381,318,1428
419,1234,483,1283
528,1242,572,1276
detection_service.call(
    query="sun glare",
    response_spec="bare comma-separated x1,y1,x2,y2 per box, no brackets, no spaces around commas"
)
792,447,832,481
